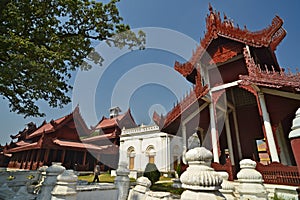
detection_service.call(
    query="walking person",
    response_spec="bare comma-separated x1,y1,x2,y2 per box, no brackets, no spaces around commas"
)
93,163,100,183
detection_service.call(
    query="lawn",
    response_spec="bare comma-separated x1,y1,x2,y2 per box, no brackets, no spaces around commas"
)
78,174,184,195
78,173,135,183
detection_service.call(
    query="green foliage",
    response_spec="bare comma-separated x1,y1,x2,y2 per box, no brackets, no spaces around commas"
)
143,163,161,185
176,162,182,177
272,194,296,200
0,0,145,117
150,181,184,195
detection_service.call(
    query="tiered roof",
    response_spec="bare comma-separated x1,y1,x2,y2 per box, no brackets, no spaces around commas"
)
3,106,117,154
175,4,286,78
82,109,137,143
154,4,298,131
239,47,300,92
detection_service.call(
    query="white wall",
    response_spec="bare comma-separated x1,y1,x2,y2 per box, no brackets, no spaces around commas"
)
120,125,182,174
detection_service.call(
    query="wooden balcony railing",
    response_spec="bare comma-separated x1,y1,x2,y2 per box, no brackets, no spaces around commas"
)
256,162,300,186
212,158,235,181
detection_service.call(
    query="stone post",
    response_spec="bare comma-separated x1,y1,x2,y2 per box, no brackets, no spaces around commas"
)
289,108,300,173
114,161,130,200
37,162,65,200
127,176,151,200
236,159,268,200
51,170,78,200
34,166,48,194
180,147,225,200
218,171,237,200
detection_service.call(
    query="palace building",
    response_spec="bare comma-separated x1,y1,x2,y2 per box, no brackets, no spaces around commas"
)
1,107,119,171
119,124,183,178
82,107,137,170
0,4,300,187
153,5,300,185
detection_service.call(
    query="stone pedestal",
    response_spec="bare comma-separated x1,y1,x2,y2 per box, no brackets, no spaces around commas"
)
172,178,182,189
35,165,48,194
289,108,300,173
51,170,78,200
236,159,268,200
180,147,225,200
114,162,130,200
37,162,65,200
128,176,151,200
218,171,236,200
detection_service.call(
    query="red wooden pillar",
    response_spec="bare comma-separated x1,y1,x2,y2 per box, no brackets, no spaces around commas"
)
36,150,41,169
289,108,300,173
61,149,66,164
24,150,31,169
83,151,87,165
53,149,57,161
44,149,50,164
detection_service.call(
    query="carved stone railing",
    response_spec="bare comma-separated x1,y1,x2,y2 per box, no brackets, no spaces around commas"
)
256,162,300,186
122,125,160,135
211,158,235,181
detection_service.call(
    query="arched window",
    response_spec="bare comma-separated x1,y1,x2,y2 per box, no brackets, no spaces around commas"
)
173,145,180,170
145,145,156,164
127,147,135,170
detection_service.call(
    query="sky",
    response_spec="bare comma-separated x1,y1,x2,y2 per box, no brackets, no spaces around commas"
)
1,0,300,144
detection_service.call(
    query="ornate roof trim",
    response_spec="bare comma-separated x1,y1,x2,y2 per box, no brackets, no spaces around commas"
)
162,84,209,129
239,47,300,91
26,106,90,139
94,108,137,130
175,4,286,77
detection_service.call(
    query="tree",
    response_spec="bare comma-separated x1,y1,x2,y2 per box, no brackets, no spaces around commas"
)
0,0,145,117
143,163,160,185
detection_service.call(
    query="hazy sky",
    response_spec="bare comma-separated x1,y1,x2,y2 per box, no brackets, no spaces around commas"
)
1,0,300,144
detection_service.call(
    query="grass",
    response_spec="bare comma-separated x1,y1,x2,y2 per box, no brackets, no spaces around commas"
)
78,173,184,195
272,194,296,200
78,172,135,183
158,176,172,182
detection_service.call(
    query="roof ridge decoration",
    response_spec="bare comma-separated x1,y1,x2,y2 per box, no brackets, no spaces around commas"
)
175,4,286,77
239,47,300,91
157,80,209,129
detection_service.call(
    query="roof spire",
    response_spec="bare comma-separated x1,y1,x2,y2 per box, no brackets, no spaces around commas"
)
223,12,227,20
208,3,213,13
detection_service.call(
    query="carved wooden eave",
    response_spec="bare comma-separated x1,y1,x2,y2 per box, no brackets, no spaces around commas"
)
175,4,286,78
93,108,137,131
162,83,209,130
239,47,300,91
152,111,166,130
72,106,91,136
26,106,90,139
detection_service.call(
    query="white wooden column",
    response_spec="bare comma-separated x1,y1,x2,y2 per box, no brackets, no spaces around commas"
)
232,110,243,159
182,125,187,164
258,92,280,162
138,138,143,170
225,113,235,165
209,103,219,163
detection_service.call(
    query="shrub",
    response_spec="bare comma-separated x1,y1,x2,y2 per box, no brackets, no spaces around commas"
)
176,163,182,177
143,163,160,185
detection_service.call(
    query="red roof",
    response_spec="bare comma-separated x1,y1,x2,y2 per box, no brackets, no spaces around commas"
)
239,47,300,92
7,142,40,153
94,109,137,130
96,115,124,129
175,4,286,78
81,133,116,143
15,140,32,147
53,139,118,154
27,116,67,139
26,106,90,139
